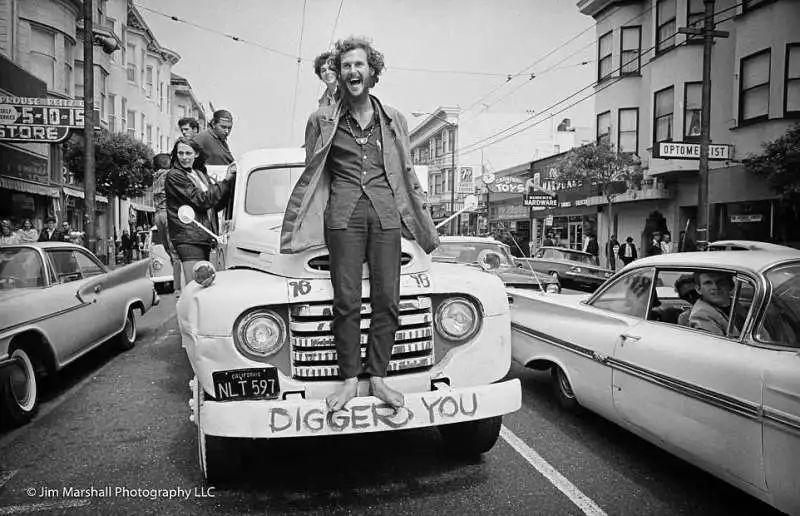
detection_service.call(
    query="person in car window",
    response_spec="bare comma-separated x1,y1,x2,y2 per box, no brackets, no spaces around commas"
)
689,271,734,337
674,274,699,326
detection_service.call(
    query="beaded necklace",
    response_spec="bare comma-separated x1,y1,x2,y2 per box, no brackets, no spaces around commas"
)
345,112,376,146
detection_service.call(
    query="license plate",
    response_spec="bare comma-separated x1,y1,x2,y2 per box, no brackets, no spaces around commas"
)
212,368,280,401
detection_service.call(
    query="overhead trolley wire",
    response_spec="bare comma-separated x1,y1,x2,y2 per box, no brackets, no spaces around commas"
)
290,0,309,139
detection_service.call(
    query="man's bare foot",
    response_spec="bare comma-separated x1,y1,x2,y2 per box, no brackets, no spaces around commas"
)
326,377,358,412
370,376,404,408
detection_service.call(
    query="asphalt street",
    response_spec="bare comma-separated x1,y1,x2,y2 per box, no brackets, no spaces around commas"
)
0,294,782,515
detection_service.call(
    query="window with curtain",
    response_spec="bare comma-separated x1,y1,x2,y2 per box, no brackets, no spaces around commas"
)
654,86,674,143
63,40,74,95
618,108,638,153
739,49,771,122
687,0,705,27
785,44,800,116
596,111,611,144
620,26,641,74
684,82,702,139
598,31,613,81
656,0,677,53
30,26,56,90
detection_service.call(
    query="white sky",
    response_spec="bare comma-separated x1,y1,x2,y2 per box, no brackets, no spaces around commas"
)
137,0,597,156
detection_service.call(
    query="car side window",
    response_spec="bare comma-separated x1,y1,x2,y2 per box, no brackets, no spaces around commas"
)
647,270,694,325
756,264,800,348
726,277,756,339
74,251,105,278
590,267,655,319
47,250,82,283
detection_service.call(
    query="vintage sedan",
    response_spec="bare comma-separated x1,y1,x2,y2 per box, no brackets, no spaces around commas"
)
508,251,800,514
432,236,560,293
0,242,158,427
514,246,612,292
707,239,800,253
177,148,522,483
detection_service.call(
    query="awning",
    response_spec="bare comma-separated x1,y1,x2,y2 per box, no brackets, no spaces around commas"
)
63,185,108,203
130,201,155,213
0,175,60,198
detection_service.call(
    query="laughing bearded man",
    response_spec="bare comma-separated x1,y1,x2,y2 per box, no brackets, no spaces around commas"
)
280,36,439,412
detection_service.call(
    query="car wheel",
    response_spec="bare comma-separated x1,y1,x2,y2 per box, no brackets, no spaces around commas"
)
551,367,581,413
194,377,236,484
0,348,40,427
115,308,137,351
438,416,502,458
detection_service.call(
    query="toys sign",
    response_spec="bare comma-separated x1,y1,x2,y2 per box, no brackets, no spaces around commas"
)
487,176,525,194
0,97,85,143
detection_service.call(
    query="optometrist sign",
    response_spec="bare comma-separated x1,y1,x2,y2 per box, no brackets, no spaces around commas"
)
0,97,85,143
654,142,733,160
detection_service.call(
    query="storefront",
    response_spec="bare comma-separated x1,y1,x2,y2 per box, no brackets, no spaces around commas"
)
531,189,599,252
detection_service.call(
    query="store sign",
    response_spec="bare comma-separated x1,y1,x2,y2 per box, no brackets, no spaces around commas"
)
523,192,558,207
487,176,525,194
545,215,554,226
730,214,763,223
0,97,84,143
654,142,732,160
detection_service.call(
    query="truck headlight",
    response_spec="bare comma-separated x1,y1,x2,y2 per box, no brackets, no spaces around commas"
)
234,309,287,359
193,261,216,287
151,257,163,271
435,297,481,342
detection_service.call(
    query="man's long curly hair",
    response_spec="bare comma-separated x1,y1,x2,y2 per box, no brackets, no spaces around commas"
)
332,36,385,87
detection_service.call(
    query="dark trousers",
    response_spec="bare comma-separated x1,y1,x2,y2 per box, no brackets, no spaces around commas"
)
326,196,401,379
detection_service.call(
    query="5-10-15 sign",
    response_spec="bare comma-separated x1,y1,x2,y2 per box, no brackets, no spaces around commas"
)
0,97,85,143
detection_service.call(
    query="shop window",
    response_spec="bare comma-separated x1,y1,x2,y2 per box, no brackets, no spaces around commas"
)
684,82,702,139
618,108,638,154
620,26,641,75
656,0,677,53
596,111,611,145
598,31,613,81
786,44,800,117
654,86,674,144
30,26,56,90
687,0,705,26
739,49,771,123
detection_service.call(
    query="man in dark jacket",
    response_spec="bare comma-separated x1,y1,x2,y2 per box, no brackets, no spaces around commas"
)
193,110,235,166
619,236,638,265
38,217,63,242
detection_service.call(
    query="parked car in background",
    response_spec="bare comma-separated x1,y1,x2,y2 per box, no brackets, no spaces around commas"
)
0,242,158,428
707,239,800,253
514,246,612,292
145,226,175,293
432,236,561,293
507,250,800,515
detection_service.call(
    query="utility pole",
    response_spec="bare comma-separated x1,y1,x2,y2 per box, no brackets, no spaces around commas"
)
678,0,728,249
83,0,96,254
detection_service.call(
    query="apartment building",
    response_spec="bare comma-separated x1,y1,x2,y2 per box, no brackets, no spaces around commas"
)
409,106,591,235
577,0,800,252
171,72,207,135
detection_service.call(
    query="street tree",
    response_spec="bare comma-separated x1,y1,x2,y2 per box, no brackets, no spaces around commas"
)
64,132,154,199
555,142,643,246
744,123,800,205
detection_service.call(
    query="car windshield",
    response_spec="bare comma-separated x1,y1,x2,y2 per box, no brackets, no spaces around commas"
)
432,241,515,266
245,166,305,215
756,262,800,347
0,247,45,290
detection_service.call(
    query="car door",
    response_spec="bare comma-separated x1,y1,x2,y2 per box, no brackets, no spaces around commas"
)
611,269,766,493
752,262,800,514
43,249,106,363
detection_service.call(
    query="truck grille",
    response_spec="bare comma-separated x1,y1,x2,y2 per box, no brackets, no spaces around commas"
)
289,295,434,379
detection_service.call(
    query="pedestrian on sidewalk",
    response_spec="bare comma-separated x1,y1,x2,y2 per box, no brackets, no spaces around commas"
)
280,36,438,412
619,236,638,266
121,229,133,264
605,234,620,271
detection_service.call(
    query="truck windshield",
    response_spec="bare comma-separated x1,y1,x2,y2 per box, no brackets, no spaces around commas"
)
245,166,305,215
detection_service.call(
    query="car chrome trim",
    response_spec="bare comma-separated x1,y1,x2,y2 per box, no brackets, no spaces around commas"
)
511,323,767,423
0,302,91,337
762,407,800,434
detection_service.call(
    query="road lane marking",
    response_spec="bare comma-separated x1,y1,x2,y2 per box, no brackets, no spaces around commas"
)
0,500,91,514
0,315,177,452
500,425,606,516
0,470,17,489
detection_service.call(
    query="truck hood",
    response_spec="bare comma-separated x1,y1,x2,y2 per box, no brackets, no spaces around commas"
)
225,214,432,279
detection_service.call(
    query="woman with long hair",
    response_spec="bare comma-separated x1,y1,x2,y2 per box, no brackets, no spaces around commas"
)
164,137,235,287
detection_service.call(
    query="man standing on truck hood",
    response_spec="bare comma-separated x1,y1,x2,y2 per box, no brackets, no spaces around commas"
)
280,36,439,412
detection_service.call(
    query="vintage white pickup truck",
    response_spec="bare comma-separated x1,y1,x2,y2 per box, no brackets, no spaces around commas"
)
176,148,521,482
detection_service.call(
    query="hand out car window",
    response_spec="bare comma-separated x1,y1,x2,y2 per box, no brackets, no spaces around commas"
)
756,263,800,348
74,250,105,278
590,267,655,318
0,248,45,289
646,270,694,325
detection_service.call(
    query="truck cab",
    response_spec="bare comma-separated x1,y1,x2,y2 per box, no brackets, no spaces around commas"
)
178,148,521,482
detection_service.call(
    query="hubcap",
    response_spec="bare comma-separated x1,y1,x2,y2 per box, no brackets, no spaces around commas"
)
124,313,135,341
558,370,575,399
9,351,35,410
